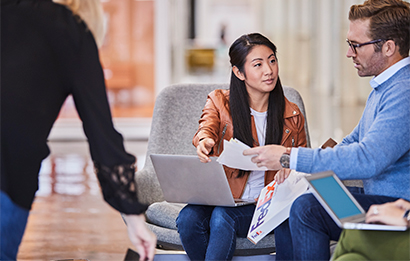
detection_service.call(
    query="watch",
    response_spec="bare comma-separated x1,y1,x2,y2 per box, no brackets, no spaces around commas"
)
280,147,292,168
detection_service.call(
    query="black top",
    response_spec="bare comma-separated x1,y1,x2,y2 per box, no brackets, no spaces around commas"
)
1,0,148,214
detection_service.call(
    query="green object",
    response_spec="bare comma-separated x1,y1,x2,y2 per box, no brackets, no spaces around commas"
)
332,229,410,260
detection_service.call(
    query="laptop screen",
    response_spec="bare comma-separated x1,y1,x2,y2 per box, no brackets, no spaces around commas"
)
310,176,362,219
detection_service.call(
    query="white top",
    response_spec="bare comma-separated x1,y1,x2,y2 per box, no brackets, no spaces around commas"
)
241,108,267,200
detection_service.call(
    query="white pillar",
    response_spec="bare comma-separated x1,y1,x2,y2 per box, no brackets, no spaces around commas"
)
154,0,171,95
315,0,334,96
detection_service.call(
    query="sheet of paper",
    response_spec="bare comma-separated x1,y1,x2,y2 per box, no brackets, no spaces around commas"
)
247,171,310,244
217,139,268,171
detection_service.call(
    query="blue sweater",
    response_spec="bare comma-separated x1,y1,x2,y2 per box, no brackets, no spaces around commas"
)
296,62,410,201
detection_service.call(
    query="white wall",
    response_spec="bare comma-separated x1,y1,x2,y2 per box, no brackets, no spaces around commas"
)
158,0,373,103
155,0,409,144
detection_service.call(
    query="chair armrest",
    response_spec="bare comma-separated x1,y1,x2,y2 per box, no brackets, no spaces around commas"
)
135,166,165,205
342,179,363,188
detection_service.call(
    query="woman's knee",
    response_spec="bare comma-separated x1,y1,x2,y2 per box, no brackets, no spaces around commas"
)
177,205,209,231
209,207,235,229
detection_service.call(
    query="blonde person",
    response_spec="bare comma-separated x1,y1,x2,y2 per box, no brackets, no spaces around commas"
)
176,33,307,260
1,0,156,260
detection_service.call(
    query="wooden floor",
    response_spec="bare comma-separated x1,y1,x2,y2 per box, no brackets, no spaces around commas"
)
17,149,186,261
17,100,161,260
18,172,135,260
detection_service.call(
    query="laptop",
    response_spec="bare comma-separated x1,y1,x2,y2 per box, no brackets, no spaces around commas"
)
150,154,255,207
304,171,407,231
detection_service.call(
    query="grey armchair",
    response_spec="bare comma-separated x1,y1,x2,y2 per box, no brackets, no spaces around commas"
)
135,83,311,255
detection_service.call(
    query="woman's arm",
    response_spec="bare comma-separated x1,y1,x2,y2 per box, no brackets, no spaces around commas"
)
192,92,223,147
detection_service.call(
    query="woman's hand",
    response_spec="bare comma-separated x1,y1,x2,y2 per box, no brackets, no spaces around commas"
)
391,198,410,210
366,199,410,227
196,138,215,162
274,168,292,184
123,214,157,261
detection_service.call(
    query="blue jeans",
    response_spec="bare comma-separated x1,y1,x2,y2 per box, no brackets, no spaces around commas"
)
176,204,256,261
274,187,399,261
1,190,30,260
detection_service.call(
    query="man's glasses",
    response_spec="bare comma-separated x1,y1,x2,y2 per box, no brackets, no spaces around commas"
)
346,39,386,54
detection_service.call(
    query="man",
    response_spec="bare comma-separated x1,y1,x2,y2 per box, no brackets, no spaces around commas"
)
244,0,410,260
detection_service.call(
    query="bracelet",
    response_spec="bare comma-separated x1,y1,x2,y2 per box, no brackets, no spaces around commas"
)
403,209,410,221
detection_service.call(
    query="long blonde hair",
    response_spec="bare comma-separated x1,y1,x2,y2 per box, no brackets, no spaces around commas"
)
53,0,105,48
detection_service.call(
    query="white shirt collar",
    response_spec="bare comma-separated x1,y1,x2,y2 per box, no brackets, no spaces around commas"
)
370,57,410,89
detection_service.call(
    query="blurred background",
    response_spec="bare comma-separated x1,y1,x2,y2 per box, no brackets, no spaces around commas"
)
55,0,376,146
51,0,382,146
20,0,408,259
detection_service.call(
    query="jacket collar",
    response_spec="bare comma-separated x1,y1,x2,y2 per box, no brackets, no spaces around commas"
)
283,97,300,119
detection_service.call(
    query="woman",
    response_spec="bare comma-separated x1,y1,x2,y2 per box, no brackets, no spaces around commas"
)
1,0,155,260
332,199,410,260
176,33,307,260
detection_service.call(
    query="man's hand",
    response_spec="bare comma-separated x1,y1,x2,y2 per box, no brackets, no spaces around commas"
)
243,145,287,170
123,214,157,261
197,138,215,162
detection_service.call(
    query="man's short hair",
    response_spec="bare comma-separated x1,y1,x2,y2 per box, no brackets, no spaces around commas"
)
349,0,410,57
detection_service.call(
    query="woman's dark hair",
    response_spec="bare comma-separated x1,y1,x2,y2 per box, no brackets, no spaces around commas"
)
229,33,285,178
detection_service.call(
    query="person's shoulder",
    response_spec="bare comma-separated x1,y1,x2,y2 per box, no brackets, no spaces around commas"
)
31,0,76,22
2,0,73,23
379,73,410,109
209,89,229,95
282,97,306,123
208,89,230,100
46,3,91,49
207,89,230,109
284,96,302,113
393,63,410,78
386,65,410,92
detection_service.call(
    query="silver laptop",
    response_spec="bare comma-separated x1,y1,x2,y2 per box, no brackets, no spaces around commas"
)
150,154,255,207
305,171,407,231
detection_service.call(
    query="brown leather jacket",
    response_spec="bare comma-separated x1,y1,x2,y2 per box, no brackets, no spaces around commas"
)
192,89,307,199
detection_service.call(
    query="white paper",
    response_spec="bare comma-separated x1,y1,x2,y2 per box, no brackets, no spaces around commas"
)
247,171,310,244
217,139,268,171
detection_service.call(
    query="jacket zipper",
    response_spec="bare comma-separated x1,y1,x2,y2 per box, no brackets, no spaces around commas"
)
292,137,295,147
217,123,228,154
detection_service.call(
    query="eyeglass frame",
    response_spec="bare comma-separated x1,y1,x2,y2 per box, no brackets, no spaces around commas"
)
346,39,387,54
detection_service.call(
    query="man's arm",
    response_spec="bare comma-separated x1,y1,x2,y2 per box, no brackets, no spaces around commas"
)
245,81,410,180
